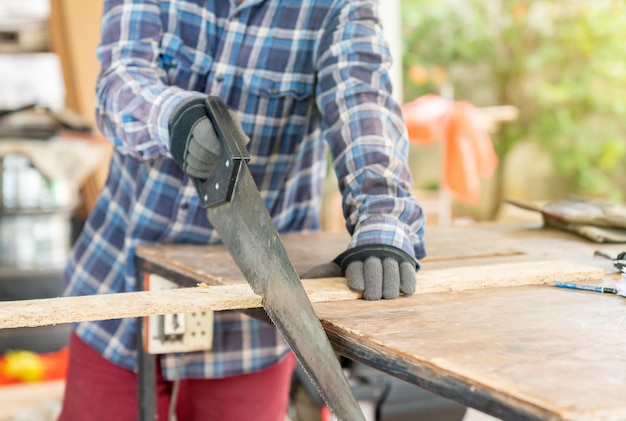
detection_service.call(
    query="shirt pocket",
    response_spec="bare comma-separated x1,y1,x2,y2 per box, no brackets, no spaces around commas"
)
239,72,317,157
243,72,315,101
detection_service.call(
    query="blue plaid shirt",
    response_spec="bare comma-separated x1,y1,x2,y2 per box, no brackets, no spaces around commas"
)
64,0,426,380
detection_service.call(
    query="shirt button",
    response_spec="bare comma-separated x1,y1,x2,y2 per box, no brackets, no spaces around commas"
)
180,202,190,210
215,74,225,83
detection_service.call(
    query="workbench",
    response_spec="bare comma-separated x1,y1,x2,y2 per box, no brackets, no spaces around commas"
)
133,222,626,421
1,222,625,420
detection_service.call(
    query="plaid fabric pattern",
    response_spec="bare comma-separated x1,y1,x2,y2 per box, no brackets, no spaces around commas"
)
64,0,426,380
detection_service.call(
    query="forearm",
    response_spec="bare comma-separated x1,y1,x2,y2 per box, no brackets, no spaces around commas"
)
316,1,425,259
95,0,193,160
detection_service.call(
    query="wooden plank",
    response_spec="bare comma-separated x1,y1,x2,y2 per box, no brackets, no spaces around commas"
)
0,260,602,330
135,229,531,280
134,222,620,283
133,229,538,292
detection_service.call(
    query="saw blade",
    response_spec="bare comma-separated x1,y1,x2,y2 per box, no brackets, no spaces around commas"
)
196,96,364,420
205,163,364,420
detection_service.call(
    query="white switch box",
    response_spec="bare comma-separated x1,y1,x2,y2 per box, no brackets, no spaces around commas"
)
144,273,214,354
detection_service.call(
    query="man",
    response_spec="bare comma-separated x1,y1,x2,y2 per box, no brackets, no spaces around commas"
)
59,1,426,420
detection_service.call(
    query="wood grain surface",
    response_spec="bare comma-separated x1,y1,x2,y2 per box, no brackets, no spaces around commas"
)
317,285,626,421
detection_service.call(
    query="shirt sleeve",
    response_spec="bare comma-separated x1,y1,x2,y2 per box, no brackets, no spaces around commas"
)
95,0,194,160
315,0,426,261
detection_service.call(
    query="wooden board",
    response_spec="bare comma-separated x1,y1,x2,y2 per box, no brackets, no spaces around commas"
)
317,285,626,421
135,223,622,281
0,260,602,330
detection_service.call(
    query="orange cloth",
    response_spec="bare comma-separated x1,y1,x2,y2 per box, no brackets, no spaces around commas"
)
402,94,498,204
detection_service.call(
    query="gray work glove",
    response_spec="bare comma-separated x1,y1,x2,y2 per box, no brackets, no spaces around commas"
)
169,96,248,179
301,245,418,300
168,96,222,179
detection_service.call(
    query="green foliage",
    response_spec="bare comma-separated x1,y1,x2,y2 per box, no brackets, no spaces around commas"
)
402,0,626,200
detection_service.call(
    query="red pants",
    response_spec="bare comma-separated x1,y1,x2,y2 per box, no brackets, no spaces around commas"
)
58,332,296,421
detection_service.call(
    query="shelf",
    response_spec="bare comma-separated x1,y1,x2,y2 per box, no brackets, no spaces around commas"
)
0,266,64,280
0,19,49,54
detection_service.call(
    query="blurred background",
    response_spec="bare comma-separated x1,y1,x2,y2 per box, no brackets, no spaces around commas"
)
399,0,626,225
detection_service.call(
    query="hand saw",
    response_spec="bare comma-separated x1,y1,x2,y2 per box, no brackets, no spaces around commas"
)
192,96,364,421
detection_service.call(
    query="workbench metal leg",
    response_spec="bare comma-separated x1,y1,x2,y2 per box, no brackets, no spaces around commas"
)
135,258,158,420
137,316,156,421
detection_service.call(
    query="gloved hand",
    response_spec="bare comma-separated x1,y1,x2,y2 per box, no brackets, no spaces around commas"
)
300,245,418,300
168,96,222,179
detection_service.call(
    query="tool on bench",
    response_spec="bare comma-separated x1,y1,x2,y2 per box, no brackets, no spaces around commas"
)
593,250,626,271
192,96,365,421
553,281,618,294
507,196,626,243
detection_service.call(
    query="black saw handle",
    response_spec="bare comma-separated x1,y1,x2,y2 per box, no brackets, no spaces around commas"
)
192,96,250,208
